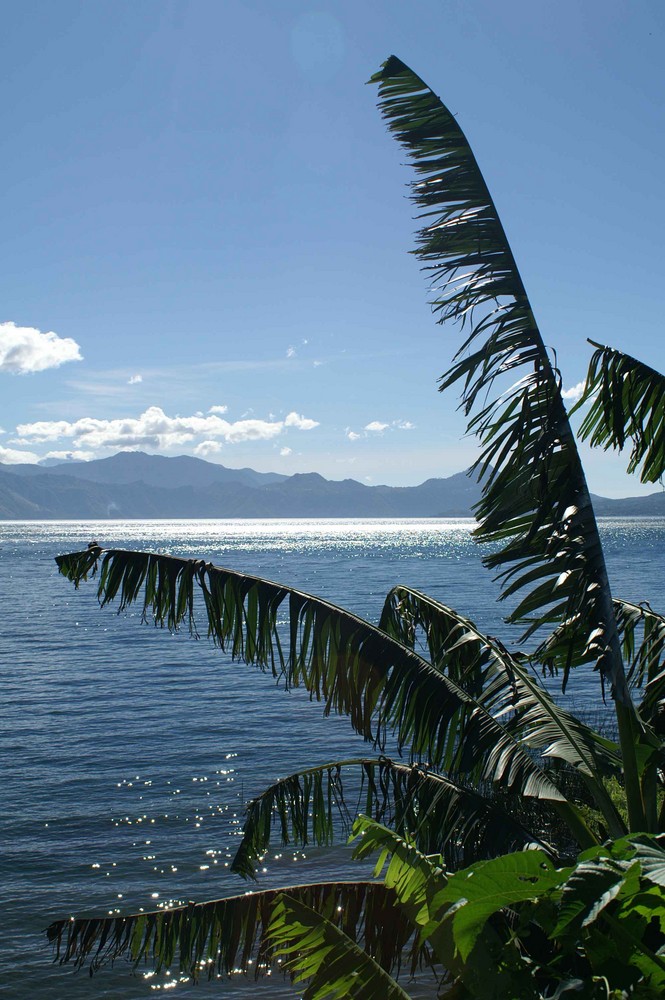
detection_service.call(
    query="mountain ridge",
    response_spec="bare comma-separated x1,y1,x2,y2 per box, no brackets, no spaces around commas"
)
0,451,662,519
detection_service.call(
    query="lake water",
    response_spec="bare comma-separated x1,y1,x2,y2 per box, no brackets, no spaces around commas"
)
1,517,663,997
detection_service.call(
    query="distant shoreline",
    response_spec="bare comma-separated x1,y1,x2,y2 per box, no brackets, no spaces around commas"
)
2,451,663,519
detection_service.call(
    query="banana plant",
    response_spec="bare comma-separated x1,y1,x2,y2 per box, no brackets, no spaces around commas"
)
354,819,665,998
46,56,665,996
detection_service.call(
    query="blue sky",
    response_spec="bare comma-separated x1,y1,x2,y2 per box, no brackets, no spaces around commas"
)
1,0,663,496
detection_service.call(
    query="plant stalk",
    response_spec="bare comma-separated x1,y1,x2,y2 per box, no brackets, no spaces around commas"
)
614,694,647,832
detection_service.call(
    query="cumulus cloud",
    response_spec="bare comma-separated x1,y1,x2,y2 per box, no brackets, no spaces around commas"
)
346,430,360,441
127,374,143,385
194,440,223,458
364,421,389,433
0,444,41,464
280,446,292,456
286,345,296,358
313,360,323,367
562,381,586,403
208,404,228,415
284,411,319,431
13,405,320,454
394,419,415,430
0,321,82,374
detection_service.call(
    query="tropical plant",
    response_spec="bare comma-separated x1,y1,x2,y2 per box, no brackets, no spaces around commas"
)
344,819,665,998
46,56,665,996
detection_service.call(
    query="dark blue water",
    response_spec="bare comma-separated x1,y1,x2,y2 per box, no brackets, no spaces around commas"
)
1,518,663,997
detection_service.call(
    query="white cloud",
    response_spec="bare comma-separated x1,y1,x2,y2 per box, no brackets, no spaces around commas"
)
0,444,41,463
194,440,223,458
313,360,323,367
284,411,319,431
13,405,320,455
127,374,143,385
280,447,292,456
208,404,228,415
343,419,415,444
301,338,309,346
562,381,586,403
42,450,93,463
0,321,82,374
286,346,296,358
226,419,284,443
14,419,72,442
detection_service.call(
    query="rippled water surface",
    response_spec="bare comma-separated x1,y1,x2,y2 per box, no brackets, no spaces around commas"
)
1,517,663,997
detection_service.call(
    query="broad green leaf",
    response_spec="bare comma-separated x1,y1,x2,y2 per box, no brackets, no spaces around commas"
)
350,815,446,931
553,860,627,936
268,894,415,1000
433,851,570,961
624,835,665,888
349,817,461,979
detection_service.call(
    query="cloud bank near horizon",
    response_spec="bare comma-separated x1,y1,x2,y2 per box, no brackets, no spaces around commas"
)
7,405,319,462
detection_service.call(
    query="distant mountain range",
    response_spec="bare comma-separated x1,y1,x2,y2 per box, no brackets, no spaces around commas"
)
0,451,663,519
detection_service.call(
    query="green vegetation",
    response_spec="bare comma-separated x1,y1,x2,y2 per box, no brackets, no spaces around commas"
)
47,57,665,997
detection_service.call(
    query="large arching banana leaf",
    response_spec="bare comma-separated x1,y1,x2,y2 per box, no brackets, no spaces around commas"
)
230,756,555,880
47,880,415,982
56,546,575,808
368,57,630,708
